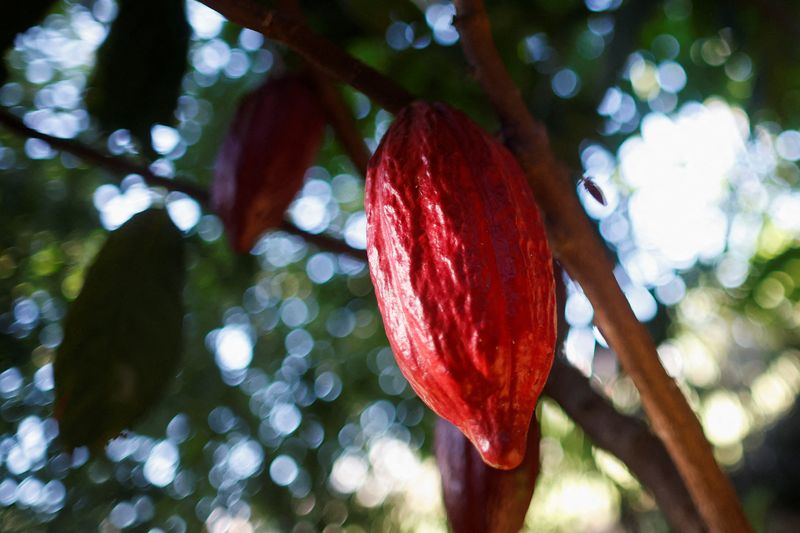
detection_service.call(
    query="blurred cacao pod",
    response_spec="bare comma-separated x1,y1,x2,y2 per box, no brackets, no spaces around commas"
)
54,209,184,450
366,102,555,469
435,417,541,533
212,75,326,253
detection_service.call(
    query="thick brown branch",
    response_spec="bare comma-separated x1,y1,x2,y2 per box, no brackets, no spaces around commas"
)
551,264,702,531
199,0,412,113
452,1,749,531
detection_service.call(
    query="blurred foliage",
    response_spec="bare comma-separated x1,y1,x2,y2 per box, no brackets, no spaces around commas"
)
0,0,59,85
86,0,191,149
1,0,800,532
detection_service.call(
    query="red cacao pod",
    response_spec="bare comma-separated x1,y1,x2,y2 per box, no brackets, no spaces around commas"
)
365,102,556,469
435,417,541,533
212,75,326,253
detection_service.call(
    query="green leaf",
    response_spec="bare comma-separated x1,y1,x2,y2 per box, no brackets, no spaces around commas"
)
54,209,185,450
86,0,190,147
0,0,59,84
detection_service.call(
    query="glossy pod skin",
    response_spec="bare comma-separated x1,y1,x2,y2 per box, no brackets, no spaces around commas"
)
212,75,326,253
365,102,556,469
435,417,541,533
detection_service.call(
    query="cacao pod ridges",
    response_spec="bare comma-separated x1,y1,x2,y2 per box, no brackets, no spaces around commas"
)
212,75,326,253
435,417,541,533
366,102,556,469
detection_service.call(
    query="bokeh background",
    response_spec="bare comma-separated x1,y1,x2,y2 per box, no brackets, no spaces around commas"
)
2,0,800,531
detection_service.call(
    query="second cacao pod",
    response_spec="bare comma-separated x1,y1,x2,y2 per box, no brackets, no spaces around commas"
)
212,75,326,253
435,416,541,533
366,102,556,469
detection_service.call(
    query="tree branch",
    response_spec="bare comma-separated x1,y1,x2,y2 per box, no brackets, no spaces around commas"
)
278,221,366,260
1,99,703,527
313,73,372,175
550,263,702,531
452,1,748,531
276,0,371,176
0,108,210,205
199,0,413,113
544,359,704,532
0,106,367,262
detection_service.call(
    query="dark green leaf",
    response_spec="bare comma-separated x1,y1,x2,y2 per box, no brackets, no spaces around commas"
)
86,0,190,147
54,209,185,450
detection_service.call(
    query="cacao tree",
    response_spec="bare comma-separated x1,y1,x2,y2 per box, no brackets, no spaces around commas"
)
1,0,800,531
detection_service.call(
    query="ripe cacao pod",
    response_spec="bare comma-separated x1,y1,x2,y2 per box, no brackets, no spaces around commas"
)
435,417,541,533
365,102,556,469
212,75,326,253
54,209,184,450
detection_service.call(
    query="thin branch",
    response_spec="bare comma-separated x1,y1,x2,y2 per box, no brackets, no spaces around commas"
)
312,73,372,176
544,359,705,533
452,1,748,531
551,264,702,531
0,108,210,205
199,0,413,113
1,100,701,527
0,106,369,262
278,221,366,260
276,0,372,176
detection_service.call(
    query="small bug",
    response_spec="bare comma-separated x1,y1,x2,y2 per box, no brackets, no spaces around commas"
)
577,175,607,206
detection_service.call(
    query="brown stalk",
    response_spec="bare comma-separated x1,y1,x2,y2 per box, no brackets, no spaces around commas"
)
545,359,704,532
276,0,371,176
198,0,413,113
